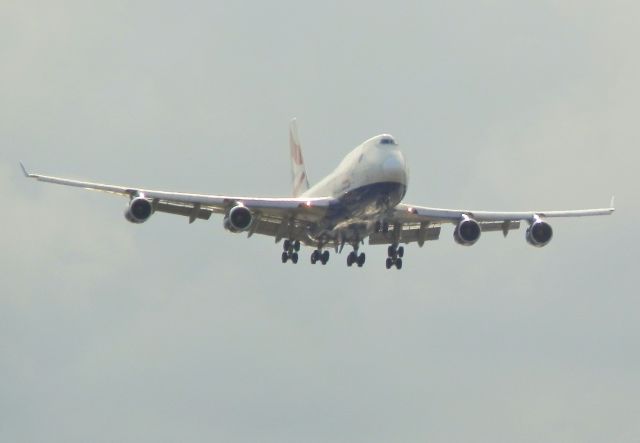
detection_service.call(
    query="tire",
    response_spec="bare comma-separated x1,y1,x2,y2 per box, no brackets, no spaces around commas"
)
347,252,354,267
294,240,301,252
357,253,365,267
322,250,330,264
398,246,404,258
386,257,393,269
388,245,396,257
281,252,288,263
395,258,403,270
291,252,298,264
283,239,291,251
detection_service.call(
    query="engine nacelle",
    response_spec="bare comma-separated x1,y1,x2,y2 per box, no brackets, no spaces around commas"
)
124,197,153,224
454,216,481,246
526,217,553,247
224,205,253,233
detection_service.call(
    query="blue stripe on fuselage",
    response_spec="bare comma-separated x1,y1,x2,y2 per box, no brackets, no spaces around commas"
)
326,181,406,222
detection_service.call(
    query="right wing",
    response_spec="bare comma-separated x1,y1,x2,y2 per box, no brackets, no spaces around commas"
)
20,163,334,244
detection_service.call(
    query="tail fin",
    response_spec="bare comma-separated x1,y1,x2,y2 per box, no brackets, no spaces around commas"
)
289,118,310,197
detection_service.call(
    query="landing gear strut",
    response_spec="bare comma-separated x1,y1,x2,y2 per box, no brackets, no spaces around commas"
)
386,244,404,270
281,239,300,264
375,221,390,234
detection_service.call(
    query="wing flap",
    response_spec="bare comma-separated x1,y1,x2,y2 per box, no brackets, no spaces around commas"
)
154,201,213,221
250,215,316,245
369,224,441,245
479,220,520,233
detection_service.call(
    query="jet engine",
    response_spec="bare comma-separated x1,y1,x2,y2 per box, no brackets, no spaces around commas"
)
526,217,553,247
224,205,253,233
454,216,481,246
124,197,153,224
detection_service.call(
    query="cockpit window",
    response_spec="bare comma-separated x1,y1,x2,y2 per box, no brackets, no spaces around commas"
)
380,137,396,145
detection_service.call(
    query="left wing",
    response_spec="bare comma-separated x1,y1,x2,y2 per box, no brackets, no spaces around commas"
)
20,163,333,243
395,200,615,223
369,198,615,246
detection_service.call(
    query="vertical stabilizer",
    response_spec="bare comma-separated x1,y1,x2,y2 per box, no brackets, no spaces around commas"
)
289,118,310,197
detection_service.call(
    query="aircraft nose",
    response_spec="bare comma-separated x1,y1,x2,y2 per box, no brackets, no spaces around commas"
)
381,152,407,183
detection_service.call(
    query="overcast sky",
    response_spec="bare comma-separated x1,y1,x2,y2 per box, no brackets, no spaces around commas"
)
1,1,639,442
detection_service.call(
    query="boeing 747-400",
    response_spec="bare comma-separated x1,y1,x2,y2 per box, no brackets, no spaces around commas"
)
21,119,614,269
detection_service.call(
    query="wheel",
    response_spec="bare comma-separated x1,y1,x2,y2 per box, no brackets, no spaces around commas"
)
386,257,393,269
382,222,389,233
398,246,404,258
311,250,318,264
395,258,403,270
347,252,354,267
283,239,291,251
388,245,396,257
294,240,301,252
321,250,330,264
291,252,299,264
357,252,365,267
281,252,288,263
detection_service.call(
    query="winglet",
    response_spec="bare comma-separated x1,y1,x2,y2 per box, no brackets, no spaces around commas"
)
19,161,33,178
610,195,615,210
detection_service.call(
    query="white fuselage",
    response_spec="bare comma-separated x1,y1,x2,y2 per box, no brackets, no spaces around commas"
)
301,134,408,233
303,134,407,199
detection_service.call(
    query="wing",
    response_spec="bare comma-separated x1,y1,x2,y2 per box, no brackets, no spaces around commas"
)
369,197,615,246
20,163,333,244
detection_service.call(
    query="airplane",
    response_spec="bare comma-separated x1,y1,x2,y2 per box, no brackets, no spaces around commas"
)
20,119,614,270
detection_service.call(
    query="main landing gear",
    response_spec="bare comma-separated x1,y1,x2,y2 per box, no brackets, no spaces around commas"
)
385,244,404,270
346,251,366,268
281,239,300,264
310,249,330,265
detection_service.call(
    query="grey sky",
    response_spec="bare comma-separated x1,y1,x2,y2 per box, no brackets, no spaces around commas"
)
1,1,638,442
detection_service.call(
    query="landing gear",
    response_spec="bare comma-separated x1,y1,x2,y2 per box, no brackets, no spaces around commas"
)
376,221,390,233
311,249,329,265
357,252,365,267
386,244,404,270
346,251,366,268
387,245,403,258
281,239,300,264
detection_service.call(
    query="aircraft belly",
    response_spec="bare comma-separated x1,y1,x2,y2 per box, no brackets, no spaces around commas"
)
328,181,406,221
